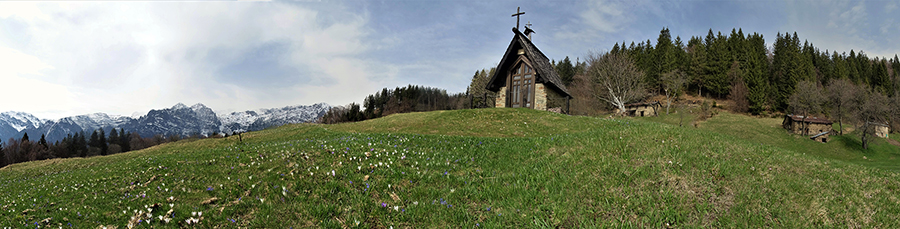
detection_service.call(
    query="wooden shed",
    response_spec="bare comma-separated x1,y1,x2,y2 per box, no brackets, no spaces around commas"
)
783,114,833,143
614,101,660,117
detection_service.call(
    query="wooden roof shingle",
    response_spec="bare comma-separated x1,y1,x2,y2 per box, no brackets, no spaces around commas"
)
785,114,833,125
485,27,571,97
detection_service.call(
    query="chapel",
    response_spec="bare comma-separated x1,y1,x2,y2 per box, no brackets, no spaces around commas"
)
485,23,571,113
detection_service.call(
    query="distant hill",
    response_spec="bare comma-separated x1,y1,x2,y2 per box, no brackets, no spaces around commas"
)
0,103,330,142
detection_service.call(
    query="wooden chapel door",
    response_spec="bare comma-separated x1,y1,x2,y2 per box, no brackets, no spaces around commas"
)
508,61,534,108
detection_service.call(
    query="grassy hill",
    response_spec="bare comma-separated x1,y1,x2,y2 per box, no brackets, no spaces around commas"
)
1,108,898,228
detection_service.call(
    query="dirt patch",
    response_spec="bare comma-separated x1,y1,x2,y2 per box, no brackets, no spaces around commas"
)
886,138,900,147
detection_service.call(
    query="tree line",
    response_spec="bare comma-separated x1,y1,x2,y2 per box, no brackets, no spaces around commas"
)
581,27,899,149
0,128,226,167
606,27,899,115
318,85,470,124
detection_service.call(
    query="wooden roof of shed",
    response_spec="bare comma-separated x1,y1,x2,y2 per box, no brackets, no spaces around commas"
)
785,114,833,124
485,27,571,97
623,101,660,108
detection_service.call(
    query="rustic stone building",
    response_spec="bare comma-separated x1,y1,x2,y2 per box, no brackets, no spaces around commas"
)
614,101,661,117
870,122,889,138
782,114,833,143
485,27,570,113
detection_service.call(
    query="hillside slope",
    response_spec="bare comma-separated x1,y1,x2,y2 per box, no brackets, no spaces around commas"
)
0,108,897,228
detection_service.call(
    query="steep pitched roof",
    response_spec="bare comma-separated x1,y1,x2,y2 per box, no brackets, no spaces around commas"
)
485,27,571,97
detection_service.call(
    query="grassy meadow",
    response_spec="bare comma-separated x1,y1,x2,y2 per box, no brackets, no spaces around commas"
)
1,108,898,228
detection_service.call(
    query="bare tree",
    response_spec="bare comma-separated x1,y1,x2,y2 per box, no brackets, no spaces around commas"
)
661,69,687,114
727,61,750,113
891,95,900,134
585,52,646,114
569,72,605,116
855,89,890,149
826,79,857,135
788,81,826,135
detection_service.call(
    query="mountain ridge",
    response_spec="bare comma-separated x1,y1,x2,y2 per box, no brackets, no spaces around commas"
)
0,103,330,142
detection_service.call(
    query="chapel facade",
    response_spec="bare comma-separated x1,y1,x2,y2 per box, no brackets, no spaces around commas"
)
485,27,571,112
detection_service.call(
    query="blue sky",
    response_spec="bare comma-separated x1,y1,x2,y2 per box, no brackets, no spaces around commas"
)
1,0,898,119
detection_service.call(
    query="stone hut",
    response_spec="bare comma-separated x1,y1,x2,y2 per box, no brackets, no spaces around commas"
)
870,122,889,138
782,114,833,143
614,101,661,117
485,27,570,113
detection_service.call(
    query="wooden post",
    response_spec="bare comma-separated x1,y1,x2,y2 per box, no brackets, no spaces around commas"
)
470,94,474,109
566,96,570,115
483,93,487,108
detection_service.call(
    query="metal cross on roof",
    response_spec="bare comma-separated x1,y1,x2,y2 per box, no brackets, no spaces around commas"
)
511,7,525,30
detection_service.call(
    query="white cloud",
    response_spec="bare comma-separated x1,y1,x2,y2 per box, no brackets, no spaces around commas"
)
580,1,626,33
886,2,898,13
0,2,382,119
0,46,53,76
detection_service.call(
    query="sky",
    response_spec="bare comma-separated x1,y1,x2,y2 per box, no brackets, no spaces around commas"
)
1,0,899,120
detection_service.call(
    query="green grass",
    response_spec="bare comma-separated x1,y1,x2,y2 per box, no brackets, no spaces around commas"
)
647,110,900,171
1,108,899,228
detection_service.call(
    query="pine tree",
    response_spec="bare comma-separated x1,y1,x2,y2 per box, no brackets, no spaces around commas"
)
704,31,731,97
555,57,576,86
22,133,29,142
871,58,891,95
745,33,770,114
89,130,99,155
465,69,496,108
611,42,621,54
673,36,689,74
687,36,708,96
108,128,119,151
119,128,130,152
771,32,813,111
0,139,4,167
77,132,87,157
833,51,849,80
652,27,677,93
39,134,48,149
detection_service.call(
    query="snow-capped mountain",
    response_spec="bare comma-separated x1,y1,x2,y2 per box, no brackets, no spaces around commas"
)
0,111,48,141
0,103,330,143
218,103,330,133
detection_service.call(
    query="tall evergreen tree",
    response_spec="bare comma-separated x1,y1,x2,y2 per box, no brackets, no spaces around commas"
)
89,130,99,150
108,129,119,148
745,33,770,114
833,51,849,80
22,133,29,142
119,128,130,152
673,36,689,74
871,58,891,95
704,31,731,97
771,32,814,111
555,56,576,86
687,36,708,96
77,132,87,157
39,134,48,149
848,50,860,83
651,27,677,93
